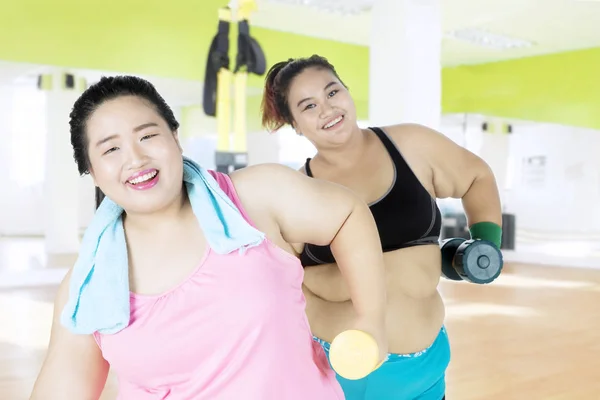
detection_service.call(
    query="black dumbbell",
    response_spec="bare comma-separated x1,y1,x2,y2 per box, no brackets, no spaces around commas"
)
440,238,503,284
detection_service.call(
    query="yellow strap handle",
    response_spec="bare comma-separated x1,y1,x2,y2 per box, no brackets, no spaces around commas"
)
231,0,255,153
237,0,257,20
233,72,247,152
216,1,256,153
218,7,232,22
216,68,232,152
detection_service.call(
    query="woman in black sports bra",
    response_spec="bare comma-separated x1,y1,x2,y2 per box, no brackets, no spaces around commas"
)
260,55,503,400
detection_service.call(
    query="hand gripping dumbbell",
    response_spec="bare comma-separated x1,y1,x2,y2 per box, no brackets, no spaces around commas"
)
440,237,504,284
329,330,385,380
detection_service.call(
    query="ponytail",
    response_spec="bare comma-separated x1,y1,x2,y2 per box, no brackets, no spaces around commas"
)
261,60,290,132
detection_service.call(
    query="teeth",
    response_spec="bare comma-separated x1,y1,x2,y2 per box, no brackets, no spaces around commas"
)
324,116,343,129
129,171,157,185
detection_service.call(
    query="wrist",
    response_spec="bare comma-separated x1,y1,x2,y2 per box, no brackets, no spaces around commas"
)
353,313,385,335
351,315,388,361
469,221,502,248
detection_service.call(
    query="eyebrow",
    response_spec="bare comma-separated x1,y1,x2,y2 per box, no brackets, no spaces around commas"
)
95,122,159,148
95,135,118,148
133,122,159,132
296,81,339,108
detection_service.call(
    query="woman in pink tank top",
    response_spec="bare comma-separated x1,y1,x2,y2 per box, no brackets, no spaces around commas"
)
31,76,388,400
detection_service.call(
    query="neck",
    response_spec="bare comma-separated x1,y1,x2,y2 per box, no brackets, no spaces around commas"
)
123,189,192,233
315,125,369,169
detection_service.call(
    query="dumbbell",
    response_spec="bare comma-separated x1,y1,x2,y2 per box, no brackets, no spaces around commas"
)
441,238,503,284
329,330,384,380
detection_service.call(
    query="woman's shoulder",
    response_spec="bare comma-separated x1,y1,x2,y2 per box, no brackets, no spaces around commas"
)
379,123,437,141
229,163,305,191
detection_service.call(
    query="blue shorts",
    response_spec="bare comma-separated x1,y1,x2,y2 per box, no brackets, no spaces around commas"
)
314,326,450,400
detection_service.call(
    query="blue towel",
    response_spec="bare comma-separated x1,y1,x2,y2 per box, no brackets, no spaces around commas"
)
60,156,265,335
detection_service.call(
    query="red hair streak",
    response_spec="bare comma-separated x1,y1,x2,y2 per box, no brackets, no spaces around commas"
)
261,61,289,133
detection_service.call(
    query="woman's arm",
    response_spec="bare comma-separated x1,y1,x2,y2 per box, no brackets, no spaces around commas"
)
30,270,109,400
231,164,387,349
389,123,503,231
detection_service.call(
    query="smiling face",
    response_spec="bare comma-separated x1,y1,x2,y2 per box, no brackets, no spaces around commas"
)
85,95,184,215
286,67,358,148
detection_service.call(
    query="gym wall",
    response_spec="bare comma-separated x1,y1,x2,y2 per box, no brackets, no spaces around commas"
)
2,1,600,129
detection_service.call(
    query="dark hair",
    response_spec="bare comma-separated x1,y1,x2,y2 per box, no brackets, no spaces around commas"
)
260,54,346,132
69,75,180,175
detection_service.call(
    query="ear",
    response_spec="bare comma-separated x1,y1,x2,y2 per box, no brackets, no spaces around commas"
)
172,130,183,153
291,121,301,135
89,169,98,187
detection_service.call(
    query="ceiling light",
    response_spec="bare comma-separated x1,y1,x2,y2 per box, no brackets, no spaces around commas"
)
446,28,535,50
265,0,375,15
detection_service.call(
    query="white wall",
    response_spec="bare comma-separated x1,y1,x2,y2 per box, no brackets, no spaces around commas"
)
505,122,600,236
0,178,96,237
440,114,600,238
0,137,96,237
0,80,99,237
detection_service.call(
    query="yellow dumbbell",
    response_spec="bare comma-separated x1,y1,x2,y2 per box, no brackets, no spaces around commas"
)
328,329,385,380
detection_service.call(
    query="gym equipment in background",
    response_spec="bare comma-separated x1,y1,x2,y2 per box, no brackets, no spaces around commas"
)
204,0,266,174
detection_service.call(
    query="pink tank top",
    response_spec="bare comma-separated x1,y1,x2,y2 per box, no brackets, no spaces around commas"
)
93,171,343,400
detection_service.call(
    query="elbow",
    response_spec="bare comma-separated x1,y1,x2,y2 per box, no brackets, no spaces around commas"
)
330,193,372,243
480,167,499,191
475,161,499,191
462,163,501,201
462,162,495,195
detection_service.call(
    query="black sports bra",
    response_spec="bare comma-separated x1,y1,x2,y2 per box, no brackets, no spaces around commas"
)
300,127,442,267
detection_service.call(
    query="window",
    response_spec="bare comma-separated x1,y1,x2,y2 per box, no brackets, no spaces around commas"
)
9,85,46,187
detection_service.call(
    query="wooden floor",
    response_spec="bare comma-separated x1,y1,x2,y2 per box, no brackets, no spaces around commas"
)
1,262,599,399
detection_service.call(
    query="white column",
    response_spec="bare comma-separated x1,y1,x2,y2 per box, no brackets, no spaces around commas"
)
477,120,512,207
0,85,14,234
368,0,442,130
42,71,84,259
480,135,510,194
